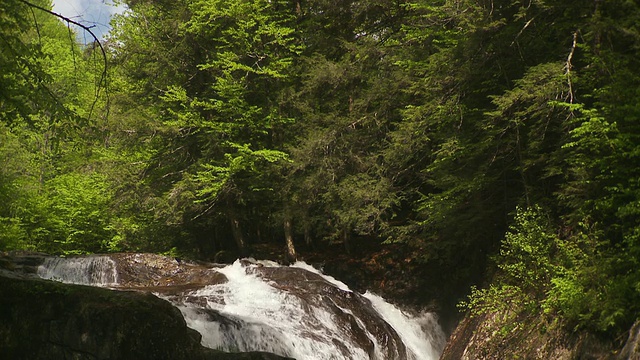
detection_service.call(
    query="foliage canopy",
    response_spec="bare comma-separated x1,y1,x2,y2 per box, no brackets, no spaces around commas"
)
1,0,639,336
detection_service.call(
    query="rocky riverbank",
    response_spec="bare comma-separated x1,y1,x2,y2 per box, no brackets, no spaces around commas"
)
438,303,640,359
1,251,446,359
0,253,290,360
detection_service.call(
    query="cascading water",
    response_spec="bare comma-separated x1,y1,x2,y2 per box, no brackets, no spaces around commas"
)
37,255,118,286
166,260,445,359
363,292,447,360
37,254,446,360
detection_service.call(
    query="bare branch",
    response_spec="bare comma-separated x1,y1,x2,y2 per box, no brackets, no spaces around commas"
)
18,0,109,121
510,18,534,47
565,30,579,104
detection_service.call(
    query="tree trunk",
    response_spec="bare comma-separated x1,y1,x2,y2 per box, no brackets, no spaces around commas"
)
284,216,297,264
342,228,351,255
304,221,313,250
229,215,247,257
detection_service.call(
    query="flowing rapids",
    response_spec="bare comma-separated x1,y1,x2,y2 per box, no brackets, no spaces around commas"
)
37,255,119,286
37,254,446,360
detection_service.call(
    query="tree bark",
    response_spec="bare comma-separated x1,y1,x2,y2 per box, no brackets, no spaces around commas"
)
229,215,247,257
342,228,351,255
284,216,297,264
304,221,313,250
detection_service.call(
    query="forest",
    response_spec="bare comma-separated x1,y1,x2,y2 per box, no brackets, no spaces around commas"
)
1,0,639,342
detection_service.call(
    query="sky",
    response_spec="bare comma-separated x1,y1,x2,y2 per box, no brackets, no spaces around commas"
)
51,0,127,42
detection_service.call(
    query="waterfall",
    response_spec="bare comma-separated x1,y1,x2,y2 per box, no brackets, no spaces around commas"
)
168,261,371,359
37,255,445,360
364,292,446,360
37,256,118,286
167,260,445,360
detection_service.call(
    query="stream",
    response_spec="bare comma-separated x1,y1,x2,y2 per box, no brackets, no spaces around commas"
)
37,254,446,360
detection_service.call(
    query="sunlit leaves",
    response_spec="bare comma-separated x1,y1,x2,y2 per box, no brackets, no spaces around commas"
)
192,144,290,203
185,0,302,80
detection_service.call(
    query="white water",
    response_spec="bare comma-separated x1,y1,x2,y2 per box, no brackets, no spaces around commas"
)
171,260,444,360
37,256,118,286
364,291,447,359
37,255,445,360
172,261,369,359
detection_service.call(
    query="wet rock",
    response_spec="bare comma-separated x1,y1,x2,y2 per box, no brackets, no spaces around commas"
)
0,251,47,277
110,253,227,296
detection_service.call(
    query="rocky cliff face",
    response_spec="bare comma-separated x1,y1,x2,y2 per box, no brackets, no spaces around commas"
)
0,253,289,360
440,310,640,360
